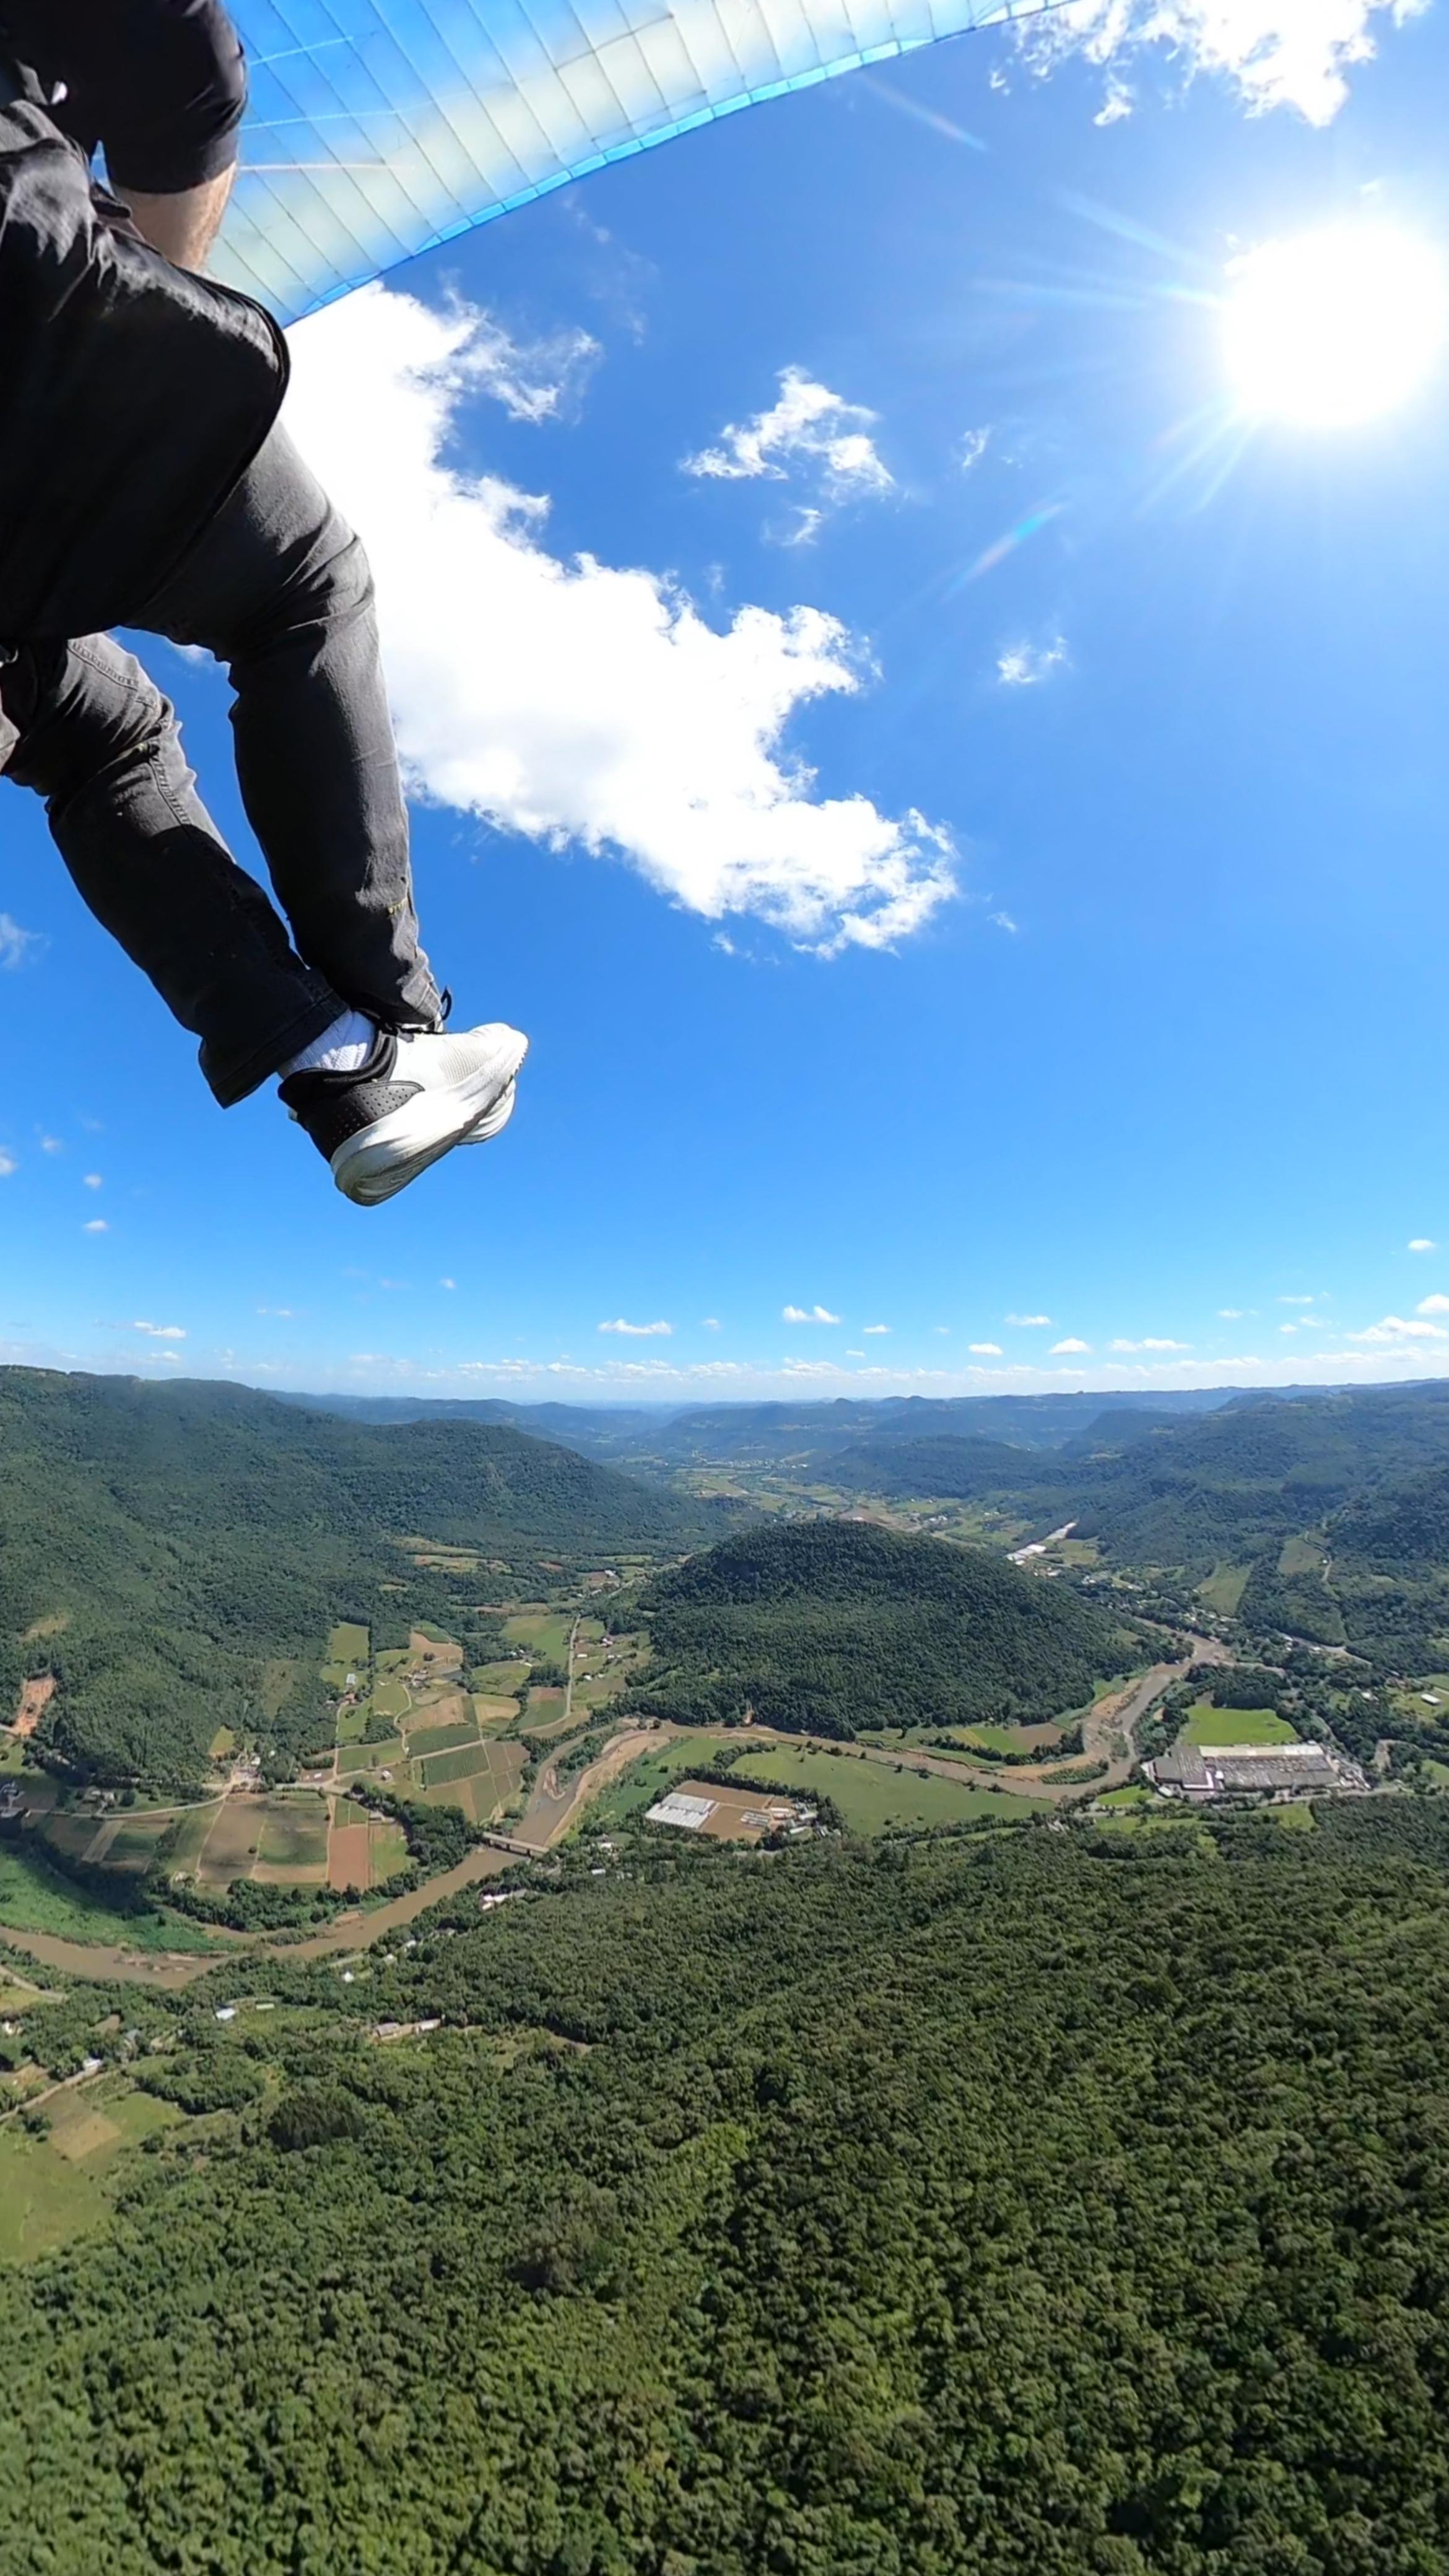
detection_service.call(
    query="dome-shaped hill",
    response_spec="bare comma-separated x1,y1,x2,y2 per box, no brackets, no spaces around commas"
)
634,1516,1139,1736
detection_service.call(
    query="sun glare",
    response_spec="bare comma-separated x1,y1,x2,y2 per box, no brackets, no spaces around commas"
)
1223,225,1447,428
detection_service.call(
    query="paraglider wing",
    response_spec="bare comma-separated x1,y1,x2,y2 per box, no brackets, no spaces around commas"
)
220,0,1066,323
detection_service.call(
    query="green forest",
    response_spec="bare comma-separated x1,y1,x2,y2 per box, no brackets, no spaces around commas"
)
5,1805,1449,2570
0,1368,700,1788
629,1518,1140,1733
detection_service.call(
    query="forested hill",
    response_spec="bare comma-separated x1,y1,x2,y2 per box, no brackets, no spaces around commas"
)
8,1808,1449,2570
0,1368,700,1785
632,1516,1138,1733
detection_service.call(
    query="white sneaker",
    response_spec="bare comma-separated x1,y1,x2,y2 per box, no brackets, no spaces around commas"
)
280,1022,528,1206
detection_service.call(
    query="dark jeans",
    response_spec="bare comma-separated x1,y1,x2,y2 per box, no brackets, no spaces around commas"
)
1,421,442,1105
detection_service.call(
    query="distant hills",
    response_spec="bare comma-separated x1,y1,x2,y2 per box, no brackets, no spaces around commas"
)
0,1370,702,1787
631,1517,1138,1735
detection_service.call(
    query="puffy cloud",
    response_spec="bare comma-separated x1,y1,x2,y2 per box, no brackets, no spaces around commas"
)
83,1173,103,1190
997,637,1068,688
82,1219,108,1234
439,1278,456,1291
682,368,894,511
39,1136,63,1155
133,1321,186,1340
1051,1337,1091,1354
0,913,40,970
1217,1307,1244,1319
448,311,599,425
782,1303,842,1325
701,1317,721,1331
598,1317,672,1336
970,1341,1004,1355
1019,0,1424,128
863,1323,891,1335
1417,1295,1449,1317
0,1150,15,1179
1410,1239,1437,1253
1345,1314,1449,1344
1006,1313,1052,1328
285,290,954,959
1279,1294,1316,1305
1110,1336,1191,1352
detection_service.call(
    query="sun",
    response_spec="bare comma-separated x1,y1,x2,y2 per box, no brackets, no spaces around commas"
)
1222,225,1447,428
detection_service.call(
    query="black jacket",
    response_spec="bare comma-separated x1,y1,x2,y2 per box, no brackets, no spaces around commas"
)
0,1,285,643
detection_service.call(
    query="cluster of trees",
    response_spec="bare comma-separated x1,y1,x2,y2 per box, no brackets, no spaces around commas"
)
629,1518,1138,1737
6,1808,1449,2565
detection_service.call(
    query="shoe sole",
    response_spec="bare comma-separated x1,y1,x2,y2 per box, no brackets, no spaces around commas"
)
333,1036,528,1207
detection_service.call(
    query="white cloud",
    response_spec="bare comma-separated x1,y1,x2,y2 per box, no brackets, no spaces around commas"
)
959,428,991,471
1417,1295,1449,1317
1111,1336,1191,1352
285,290,954,959
1217,1307,1244,1320
0,1151,15,1180
863,1323,890,1335
82,1219,108,1234
439,1277,456,1291
598,1317,672,1336
1278,1294,1315,1305
970,1341,1004,1355
256,1304,296,1318
1279,1323,1298,1334
83,1173,103,1190
846,1347,866,1357
701,1317,721,1331
1410,1238,1437,1253
1005,1312,1052,1328
0,913,40,970
1019,0,1424,128
1346,1314,1449,1344
682,369,894,516
782,1303,842,1325
997,637,1068,688
449,310,599,425
1051,1338,1091,1354
989,910,1019,933
39,1136,63,1156
133,1321,186,1339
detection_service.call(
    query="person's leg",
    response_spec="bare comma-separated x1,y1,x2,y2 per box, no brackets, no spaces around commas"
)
1,636,344,1105
136,420,445,1035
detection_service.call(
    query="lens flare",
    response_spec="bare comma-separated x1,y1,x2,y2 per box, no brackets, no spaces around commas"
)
1222,225,1447,428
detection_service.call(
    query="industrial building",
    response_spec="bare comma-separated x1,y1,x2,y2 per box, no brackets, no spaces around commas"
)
1146,1738,1369,1802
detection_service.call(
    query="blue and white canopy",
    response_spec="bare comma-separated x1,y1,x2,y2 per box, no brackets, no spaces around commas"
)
219,0,1063,321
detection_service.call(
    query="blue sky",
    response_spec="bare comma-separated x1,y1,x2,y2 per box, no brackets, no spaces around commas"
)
6,0,1449,1405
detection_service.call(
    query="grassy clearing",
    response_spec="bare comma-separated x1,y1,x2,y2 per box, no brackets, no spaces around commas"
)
739,1746,1046,1834
328,1623,371,1668
1095,1785,1155,1811
1181,1703,1298,1747
471,1660,530,1695
418,1741,498,1790
165,1804,222,1876
1197,1564,1251,1617
503,1613,573,1663
0,1842,217,1949
0,2126,110,2262
256,1802,330,1872
92,1816,173,1873
336,1739,406,1778
1277,1536,1325,1578
472,1694,522,1730
370,1820,410,1878
407,1717,481,1757
334,1701,370,1744
208,1726,236,1762
372,1680,411,1721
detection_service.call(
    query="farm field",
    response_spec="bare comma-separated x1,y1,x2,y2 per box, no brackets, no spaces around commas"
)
408,1716,479,1757
580,1734,751,1832
85,1814,173,1874
416,1739,526,1826
472,1694,522,1728
503,1612,573,1663
656,1779,811,1844
0,1838,225,1950
328,1623,371,1669
523,1707,584,1743
372,1681,411,1721
335,1739,406,1778
734,1746,1048,1834
254,1799,330,1882
470,1660,530,1695
0,2081,183,2263
1181,1702,1298,1747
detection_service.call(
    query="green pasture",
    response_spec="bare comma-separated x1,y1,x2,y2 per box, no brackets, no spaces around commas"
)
165,1803,223,1876
336,1739,406,1778
370,1822,411,1879
97,1816,172,1873
1181,1702,1298,1747
328,1624,372,1668
372,1680,412,1721
0,2084,183,2264
737,1746,1046,1834
472,1694,522,1730
256,1803,330,1871
1277,1536,1325,1577
207,1726,236,1762
470,1659,529,1695
334,1700,370,1744
417,1741,496,1790
503,1613,573,1663
408,1717,481,1757
0,1842,220,1950
1196,1564,1251,1617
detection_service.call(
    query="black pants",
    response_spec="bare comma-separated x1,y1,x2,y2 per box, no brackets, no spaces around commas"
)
1,421,442,1105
